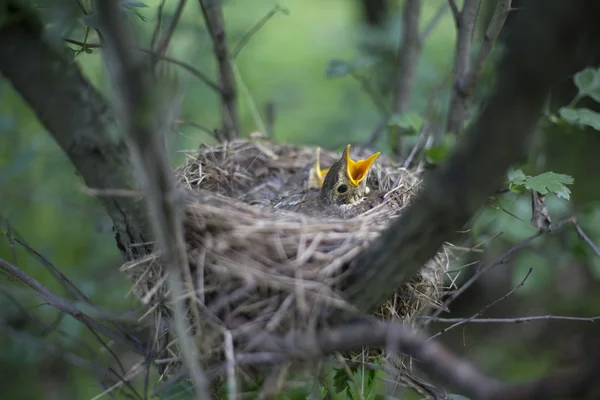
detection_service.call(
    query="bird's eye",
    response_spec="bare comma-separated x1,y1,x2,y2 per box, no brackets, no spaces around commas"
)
337,184,348,194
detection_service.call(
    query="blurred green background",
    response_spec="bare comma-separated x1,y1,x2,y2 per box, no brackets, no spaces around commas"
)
2,0,600,399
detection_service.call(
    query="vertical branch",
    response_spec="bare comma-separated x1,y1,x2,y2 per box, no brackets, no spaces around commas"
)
445,0,481,135
392,0,422,117
391,0,422,156
462,0,512,95
155,0,187,57
95,1,210,398
199,0,239,140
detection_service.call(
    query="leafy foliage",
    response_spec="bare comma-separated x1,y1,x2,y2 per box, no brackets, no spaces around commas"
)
557,107,600,131
507,169,574,200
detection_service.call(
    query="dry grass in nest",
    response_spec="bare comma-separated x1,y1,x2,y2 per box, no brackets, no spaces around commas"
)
120,137,450,382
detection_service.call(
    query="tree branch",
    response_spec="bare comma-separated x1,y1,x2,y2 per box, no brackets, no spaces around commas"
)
344,0,600,313
94,2,210,398
445,0,481,135
0,257,146,355
461,0,512,96
0,1,152,261
198,0,239,140
392,0,421,118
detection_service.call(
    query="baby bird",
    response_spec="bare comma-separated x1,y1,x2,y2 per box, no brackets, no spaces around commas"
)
273,145,380,218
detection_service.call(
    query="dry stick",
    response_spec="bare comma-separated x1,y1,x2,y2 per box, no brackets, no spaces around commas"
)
445,0,481,136
447,0,460,23
422,315,600,324
199,0,239,140
0,258,146,355
94,2,210,399
429,268,533,340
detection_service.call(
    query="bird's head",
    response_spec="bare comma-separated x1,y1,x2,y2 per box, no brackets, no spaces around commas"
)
319,145,380,206
307,147,330,190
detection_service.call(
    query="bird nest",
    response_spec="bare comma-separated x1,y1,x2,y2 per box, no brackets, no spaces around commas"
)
121,137,449,383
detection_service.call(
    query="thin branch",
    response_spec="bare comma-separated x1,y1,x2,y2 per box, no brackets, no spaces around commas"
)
573,220,600,259
232,4,288,59
447,0,460,25
461,0,512,98
64,39,224,94
421,315,600,324
429,268,533,340
155,0,187,57
199,0,239,140
150,0,167,50
0,258,146,355
445,0,481,135
95,2,210,399
421,2,449,43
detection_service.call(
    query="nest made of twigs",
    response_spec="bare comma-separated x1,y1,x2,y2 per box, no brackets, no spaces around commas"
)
121,136,449,381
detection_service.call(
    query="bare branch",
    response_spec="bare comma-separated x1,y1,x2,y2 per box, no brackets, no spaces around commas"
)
392,0,422,117
155,0,187,57
421,2,449,42
462,0,512,98
199,0,239,140
447,0,460,25
429,268,533,340
0,257,146,355
422,315,600,324
64,39,224,94
150,0,167,50
232,5,288,59
446,0,481,135
94,2,210,398
344,1,600,313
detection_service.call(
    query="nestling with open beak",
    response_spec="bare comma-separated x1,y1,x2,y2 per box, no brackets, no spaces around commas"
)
273,145,380,217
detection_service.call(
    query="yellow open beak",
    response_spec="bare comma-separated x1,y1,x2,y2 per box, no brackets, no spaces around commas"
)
343,145,380,186
308,147,330,189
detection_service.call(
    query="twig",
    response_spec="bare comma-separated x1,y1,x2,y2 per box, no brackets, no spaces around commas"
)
199,0,239,140
427,218,575,324
224,330,237,400
150,0,167,50
421,3,450,42
0,257,146,355
65,39,224,94
573,221,600,259
95,2,210,399
447,0,460,24
461,0,512,98
429,268,533,340
445,0,481,135
155,0,187,57
232,4,288,59
421,315,600,324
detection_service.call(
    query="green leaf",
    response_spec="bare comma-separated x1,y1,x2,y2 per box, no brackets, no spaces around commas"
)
574,67,600,103
524,172,573,199
558,107,600,131
507,168,526,183
388,111,424,133
333,368,350,394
